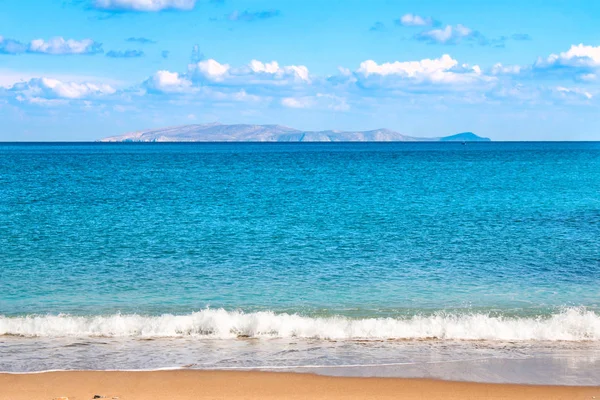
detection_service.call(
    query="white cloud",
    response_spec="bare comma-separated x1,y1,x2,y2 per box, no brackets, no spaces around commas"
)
528,44,600,81
358,57,458,78
416,24,477,44
141,55,493,106
136,57,313,107
43,79,115,98
94,0,196,11
143,69,268,102
146,70,192,93
10,77,116,103
191,59,231,82
399,13,432,27
248,60,310,82
489,45,600,80
283,65,310,82
539,44,600,68
249,60,280,74
187,58,310,86
421,25,454,43
28,37,102,55
356,54,485,84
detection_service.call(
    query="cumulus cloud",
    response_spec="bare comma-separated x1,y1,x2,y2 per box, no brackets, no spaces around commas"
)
191,59,231,82
94,0,196,11
135,57,314,107
537,44,600,68
486,44,600,81
143,70,265,102
186,59,310,86
9,39,600,118
144,69,261,99
356,54,487,85
249,60,281,74
397,13,435,27
106,49,144,58
138,54,494,109
10,77,116,102
227,9,280,21
145,70,193,93
526,44,600,81
29,37,103,55
0,36,102,55
248,60,310,83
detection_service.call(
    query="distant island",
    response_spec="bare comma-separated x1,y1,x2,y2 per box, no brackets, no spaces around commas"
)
100,123,491,142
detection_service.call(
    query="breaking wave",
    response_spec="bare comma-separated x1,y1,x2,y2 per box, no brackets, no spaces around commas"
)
1,308,599,341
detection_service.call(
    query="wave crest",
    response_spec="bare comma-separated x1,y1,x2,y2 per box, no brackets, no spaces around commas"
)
1,308,599,341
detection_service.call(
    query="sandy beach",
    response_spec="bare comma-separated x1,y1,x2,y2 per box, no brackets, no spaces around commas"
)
1,370,598,400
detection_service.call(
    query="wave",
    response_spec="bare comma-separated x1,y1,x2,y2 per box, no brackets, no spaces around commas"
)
1,308,599,341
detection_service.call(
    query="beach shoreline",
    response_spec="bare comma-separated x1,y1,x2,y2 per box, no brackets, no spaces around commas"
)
1,370,599,400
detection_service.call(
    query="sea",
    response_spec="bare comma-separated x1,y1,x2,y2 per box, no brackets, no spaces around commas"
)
1,142,599,385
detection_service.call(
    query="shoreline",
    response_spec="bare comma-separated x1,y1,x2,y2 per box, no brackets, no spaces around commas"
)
1,371,599,400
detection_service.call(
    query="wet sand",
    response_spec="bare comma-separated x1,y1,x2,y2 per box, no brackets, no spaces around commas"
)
1,370,599,400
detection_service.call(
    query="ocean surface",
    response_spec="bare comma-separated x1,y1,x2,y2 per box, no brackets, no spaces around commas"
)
1,142,599,384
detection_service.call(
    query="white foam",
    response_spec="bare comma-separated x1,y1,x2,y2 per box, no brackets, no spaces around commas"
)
1,308,599,341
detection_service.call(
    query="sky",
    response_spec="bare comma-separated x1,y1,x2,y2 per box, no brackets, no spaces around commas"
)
1,0,600,141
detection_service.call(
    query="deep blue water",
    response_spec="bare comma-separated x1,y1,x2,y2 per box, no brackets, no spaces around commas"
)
1,142,599,319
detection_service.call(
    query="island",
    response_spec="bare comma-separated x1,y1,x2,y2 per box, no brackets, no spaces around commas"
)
100,123,491,142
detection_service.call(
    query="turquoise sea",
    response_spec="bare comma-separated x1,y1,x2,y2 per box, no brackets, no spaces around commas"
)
1,142,599,384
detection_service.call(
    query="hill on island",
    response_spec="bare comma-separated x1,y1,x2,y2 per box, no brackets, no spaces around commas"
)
100,123,491,142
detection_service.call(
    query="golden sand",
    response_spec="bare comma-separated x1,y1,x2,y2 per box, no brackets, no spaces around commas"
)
1,370,598,400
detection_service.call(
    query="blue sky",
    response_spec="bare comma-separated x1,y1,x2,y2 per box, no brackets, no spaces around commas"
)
1,0,600,140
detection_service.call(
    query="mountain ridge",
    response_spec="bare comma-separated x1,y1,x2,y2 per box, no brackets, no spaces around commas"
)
100,123,491,142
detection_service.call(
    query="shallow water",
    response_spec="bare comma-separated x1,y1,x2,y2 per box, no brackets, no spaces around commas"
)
1,142,599,382
2,336,599,385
